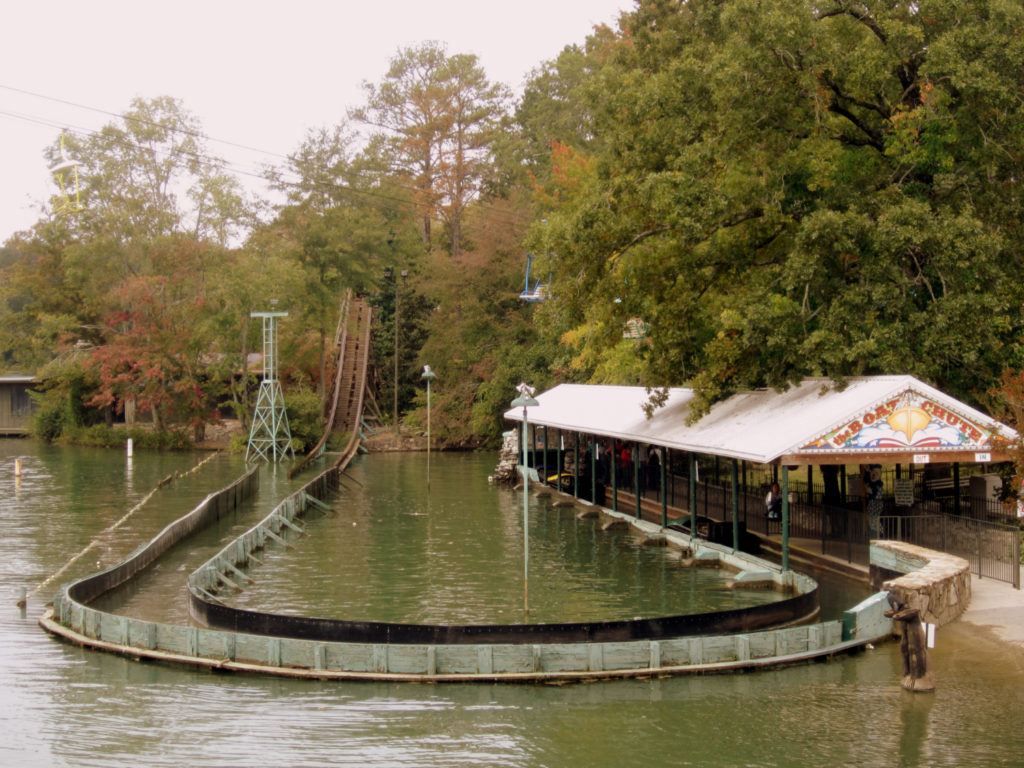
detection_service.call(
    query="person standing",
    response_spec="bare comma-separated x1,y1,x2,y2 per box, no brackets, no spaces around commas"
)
766,482,782,520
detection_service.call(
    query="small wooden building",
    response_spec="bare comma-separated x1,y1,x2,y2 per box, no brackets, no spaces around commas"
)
0,376,37,435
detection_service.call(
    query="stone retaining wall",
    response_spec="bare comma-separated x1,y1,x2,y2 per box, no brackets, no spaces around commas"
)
870,540,971,627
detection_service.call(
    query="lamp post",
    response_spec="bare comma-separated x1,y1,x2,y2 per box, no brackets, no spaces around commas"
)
511,382,538,616
421,365,436,490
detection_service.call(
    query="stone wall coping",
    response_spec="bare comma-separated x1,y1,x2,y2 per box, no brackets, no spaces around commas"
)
871,539,972,626
872,540,970,586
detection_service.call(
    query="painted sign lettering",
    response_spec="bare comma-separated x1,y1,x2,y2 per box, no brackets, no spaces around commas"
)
801,391,992,453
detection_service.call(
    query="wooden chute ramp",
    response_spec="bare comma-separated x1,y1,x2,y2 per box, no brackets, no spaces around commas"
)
288,290,373,479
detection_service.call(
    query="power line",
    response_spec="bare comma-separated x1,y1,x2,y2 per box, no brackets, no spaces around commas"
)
0,86,527,231
0,83,290,162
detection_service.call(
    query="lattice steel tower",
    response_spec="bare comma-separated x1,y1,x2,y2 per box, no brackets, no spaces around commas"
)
246,308,294,462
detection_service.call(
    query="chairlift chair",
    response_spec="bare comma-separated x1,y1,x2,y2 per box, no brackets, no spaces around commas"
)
49,133,83,213
519,253,550,302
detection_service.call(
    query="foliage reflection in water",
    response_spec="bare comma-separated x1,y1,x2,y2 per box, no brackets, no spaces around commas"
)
224,452,781,625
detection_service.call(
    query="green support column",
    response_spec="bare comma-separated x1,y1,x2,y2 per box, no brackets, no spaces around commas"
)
782,465,791,572
612,444,618,512
542,428,548,487
742,460,748,520
689,453,697,538
660,448,668,528
556,429,563,492
573,433,580,499
953,462,961,516
731,459,740,552
635,445,642,519
591,437,597,506
527,424,532,471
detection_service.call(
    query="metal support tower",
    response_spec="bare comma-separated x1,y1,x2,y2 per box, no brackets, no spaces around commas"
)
246,310,294,462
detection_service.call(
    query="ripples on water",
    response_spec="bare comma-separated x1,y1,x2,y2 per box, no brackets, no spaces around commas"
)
2,442,1023,767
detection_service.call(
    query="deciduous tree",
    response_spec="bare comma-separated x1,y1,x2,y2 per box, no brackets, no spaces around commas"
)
526,0,1024,417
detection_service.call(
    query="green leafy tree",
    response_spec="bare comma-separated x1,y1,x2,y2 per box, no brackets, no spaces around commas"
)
412,197,540,445
263,125,421,404
2,96,262,439
525,0,1024,417
52,95,251,249
352,42,511,257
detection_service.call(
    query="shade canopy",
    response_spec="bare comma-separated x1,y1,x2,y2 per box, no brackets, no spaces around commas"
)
503,376,1017,466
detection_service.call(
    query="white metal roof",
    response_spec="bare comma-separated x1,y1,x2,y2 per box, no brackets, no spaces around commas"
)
503,376,1016,465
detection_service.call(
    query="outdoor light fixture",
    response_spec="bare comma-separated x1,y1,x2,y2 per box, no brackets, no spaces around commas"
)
421,365,436,489
510,382,539,615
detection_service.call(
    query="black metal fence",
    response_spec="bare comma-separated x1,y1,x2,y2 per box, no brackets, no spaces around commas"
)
545,435,1022,587
879,514,1021,588
629,473,1020,588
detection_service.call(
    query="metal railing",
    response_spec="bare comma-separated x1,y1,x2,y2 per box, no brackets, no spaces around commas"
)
644,475,1021,588
879,514,1021,589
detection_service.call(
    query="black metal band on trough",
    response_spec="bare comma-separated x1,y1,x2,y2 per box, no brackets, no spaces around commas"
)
188,586,819,645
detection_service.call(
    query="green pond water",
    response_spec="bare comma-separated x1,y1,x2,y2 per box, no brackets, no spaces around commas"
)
2,439,1023,767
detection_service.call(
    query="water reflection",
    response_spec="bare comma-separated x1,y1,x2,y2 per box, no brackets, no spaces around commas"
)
3,442,1024,767
223,453,779,625
898,693,934,768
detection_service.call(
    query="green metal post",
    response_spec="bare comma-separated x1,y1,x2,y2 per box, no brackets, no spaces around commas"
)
660,448,668,528
689,453,697,538
557,429,563,492
520,417,527,470
731,459,740,552
511,385,538,617
543,428,548,487
782,465,791,572
953,462,961,516
573,432,580,499
591,437,597,505
421,365,435,491
612,443,618,512
426,375,431,489
523,414,530,613
742,460,748,520
635,445,642,519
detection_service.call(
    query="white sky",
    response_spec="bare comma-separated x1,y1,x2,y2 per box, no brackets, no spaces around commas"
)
0,0,633,243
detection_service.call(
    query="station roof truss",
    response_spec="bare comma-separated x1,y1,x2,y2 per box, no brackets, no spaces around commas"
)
504,376,1017,467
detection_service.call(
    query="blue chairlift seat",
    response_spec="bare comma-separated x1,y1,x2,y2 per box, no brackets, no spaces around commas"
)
519,253,550,302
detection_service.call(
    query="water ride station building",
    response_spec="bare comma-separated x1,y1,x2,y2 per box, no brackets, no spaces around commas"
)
505,375,1021,588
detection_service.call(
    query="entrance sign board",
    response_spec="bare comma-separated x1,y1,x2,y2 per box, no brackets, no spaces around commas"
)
800,390,993,456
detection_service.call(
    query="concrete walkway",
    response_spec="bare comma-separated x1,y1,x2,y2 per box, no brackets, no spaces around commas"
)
960,576,1024,651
